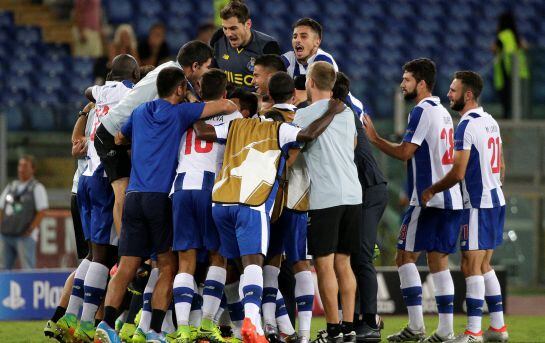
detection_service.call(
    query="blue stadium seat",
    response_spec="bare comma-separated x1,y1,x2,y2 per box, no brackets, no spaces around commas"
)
165,0,194,16
15,26,41,46
105,0,133,24
72,58,94,77
389,2,413,19
357,2,384,18
38,76,63,93
134,16,158,38
164,13,194,32
293,0,319,17
6,74,31,93
1,106,24,131
324,1,349,17
27,104,55,131
69,75,93,95
136,0,163,17
0,11,13,28
13,44,39,59
40,58,67,76
166,30,190,54
9,57,33,76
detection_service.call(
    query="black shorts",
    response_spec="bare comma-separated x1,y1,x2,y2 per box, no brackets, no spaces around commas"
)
307,204,362,257
119,192,173,258
71,193,89,259
94,124,131,183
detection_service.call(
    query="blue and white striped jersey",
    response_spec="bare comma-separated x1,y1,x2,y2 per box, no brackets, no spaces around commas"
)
402,96,463,209
454,107,505,209
282,48,365,116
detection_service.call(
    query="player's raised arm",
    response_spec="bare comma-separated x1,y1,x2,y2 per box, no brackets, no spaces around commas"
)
363,114,418,161
296,99,345,142
200,99,238,119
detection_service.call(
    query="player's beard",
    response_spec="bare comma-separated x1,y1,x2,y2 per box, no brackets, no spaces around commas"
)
450,96,465,111
403,88,417,101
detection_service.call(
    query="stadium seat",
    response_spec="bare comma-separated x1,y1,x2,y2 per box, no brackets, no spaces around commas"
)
27,104,55,131
0,11,13,28
1,106,25,131
136,0,163,17
16,26,41,45
105,0,133,24
38,76,63,93
72,58,94,78
166,30,190,54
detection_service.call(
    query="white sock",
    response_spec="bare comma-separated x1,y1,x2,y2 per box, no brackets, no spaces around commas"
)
202,266,227,321
138,268,159,331
225,281,243,339
398,263,424,331
173,273,194,326
262,265,280,327
432,270,454,336
189,282,203,327
80,262,109,322
466,275,485,334
161,309,175,334
294,270,314,338
242,264,264,335
66,259,91,315
484,270,505,329
275,291,295,335
238,274,244,301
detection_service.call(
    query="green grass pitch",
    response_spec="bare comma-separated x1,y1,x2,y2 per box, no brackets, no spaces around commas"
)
0,315,544,342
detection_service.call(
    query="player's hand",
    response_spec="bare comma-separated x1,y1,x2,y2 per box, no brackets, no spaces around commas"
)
115,132,128,145
328,98,345,115
71,138,87,157
421,188,434,207
362,114,378,143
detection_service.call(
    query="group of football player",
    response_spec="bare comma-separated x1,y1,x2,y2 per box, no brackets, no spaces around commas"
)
42,1,508,343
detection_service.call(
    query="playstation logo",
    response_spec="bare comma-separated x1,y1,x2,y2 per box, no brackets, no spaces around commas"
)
2,281,25,310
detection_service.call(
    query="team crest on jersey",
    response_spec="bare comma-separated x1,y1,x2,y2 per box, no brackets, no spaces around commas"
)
223,54,230,60
247,57,256,72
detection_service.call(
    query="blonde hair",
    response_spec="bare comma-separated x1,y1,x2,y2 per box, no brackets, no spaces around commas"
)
307,61,336,91
113,24,137,52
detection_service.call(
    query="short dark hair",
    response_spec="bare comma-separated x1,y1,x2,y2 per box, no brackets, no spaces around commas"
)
228,87,258,116
403,58,436,92
109,54,139,81
293,18,322,39
268,71,295,104
177,40,214,67
197,22,216,34
454,70,484,99
294,75,306,90
220,1,250,23
157,67,187,98
333,72,350,101
139,65,155,79
201,69,228,101
254,54,286,73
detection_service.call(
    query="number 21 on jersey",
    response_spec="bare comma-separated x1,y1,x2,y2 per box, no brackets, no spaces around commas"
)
440,128,454,165
488,137,501,173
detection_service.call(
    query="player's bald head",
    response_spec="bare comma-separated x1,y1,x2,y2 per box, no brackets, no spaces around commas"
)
109,54,140,82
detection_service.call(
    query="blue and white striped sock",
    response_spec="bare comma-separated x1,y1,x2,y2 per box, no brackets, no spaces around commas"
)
242,265,264,335
262,265,280,327
66,258,91,316
432,270,454,337
225,281,243,339
173,273,194,326
466,275,485,334
294,270,314,338
399,263,424,331
484,270,505,330
80,262,109,322
138,268,159,332
202,266,226,321
275,291,295,336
